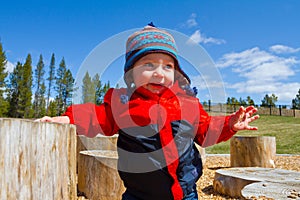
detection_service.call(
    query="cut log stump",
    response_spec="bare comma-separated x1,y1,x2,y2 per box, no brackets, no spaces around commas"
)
195,143,206,166
230,136,276,168
78,150,125,200
77,134,118,152
213,167,300,198
76,135,207,166
76,135,118,171
242,181,300,200
0,118,77,200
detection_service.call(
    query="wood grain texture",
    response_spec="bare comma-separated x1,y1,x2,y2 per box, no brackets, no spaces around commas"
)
0,118,77,200
213,167,300,198
230,136,276,168
242,181,300,199
78,150,125,200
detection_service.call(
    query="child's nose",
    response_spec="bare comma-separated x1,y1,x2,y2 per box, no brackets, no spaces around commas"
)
153,66,164,78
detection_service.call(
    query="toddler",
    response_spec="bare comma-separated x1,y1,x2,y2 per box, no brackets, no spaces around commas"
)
38,24,259,200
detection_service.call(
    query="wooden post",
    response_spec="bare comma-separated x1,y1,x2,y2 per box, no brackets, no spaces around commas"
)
230,136,276,168
0,118,77,200
78,150,125,200
279,105,282,116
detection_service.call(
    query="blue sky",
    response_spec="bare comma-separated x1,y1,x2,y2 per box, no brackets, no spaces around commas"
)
1,0,300,105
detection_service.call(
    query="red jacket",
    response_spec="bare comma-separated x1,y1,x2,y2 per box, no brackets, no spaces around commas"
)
63,82,236,200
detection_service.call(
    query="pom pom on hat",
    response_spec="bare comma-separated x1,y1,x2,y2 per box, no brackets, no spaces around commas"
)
124,23,191,86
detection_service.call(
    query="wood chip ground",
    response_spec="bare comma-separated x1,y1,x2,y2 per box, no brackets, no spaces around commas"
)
78,154,300,200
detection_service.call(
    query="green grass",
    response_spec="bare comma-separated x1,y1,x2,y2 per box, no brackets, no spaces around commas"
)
205,115,300,154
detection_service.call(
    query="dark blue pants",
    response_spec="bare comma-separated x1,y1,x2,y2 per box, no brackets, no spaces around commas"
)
182,189,198,200
121,188,198,200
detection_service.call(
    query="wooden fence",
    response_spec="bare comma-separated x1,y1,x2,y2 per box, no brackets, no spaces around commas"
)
202,104,300,117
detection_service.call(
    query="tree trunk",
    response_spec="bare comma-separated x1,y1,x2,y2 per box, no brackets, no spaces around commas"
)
77,150,125,200
0,118,77,200
230,136,276,168
213,167,300,198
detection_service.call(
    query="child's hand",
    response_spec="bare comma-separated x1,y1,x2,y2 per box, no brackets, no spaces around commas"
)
230,106,259,132
34,116,70,124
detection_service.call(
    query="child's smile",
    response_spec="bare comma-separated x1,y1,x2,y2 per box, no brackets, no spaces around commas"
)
144,83,168,94
132,53,175,94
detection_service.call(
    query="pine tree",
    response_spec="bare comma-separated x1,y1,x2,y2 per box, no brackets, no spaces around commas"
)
292,89,300,109
100,81,110,104
21,54,33,118
82,71,95,103
226,97,231,105
261,94,278,107
55,58,67,115
55,58,74,115
246,96,255,106
33,54,46,118
0,42,8,116
40,84,46,116
7,62,23,117
226,97,239,106
46,53,55,114
239,97,247,106
93,73,103,105
81,72,110,105
63,69,74,108
226,97,239,111
8,55,34,118
48,100,58,117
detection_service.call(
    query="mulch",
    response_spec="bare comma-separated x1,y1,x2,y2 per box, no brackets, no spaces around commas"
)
196,154,300,199
77,154,300,200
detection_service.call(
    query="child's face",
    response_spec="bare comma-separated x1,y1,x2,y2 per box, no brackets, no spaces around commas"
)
132,53,175,94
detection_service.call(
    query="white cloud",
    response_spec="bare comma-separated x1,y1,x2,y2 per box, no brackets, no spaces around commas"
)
187,30,226,45
179,13,198,29
216,47,273,69
229,81,300,103
216,46,300,103
190,74,228,103
269,44,300,54
186,13,198,28
217,47,298,80
191,75,225,90
181,13,225,46
5,61,15,73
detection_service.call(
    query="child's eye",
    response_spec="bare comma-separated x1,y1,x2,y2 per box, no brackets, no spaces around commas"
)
143,63,154,68
164,64,174,70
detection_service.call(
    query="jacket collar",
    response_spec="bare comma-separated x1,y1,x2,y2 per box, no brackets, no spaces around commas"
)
131,81,185,101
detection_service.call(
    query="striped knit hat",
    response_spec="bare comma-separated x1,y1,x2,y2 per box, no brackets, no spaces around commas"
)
124,23,191,87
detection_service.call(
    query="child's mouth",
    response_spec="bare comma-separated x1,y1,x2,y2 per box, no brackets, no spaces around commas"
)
148,83,164,88
146,83,167,94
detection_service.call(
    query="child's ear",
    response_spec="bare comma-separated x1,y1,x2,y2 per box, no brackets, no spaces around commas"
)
175,71,190,87
124,71,134,88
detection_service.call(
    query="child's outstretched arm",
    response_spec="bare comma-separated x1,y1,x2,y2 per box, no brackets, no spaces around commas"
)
229,106,259,132
195,105,259,147
35,88,121,137
35,116,70,124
